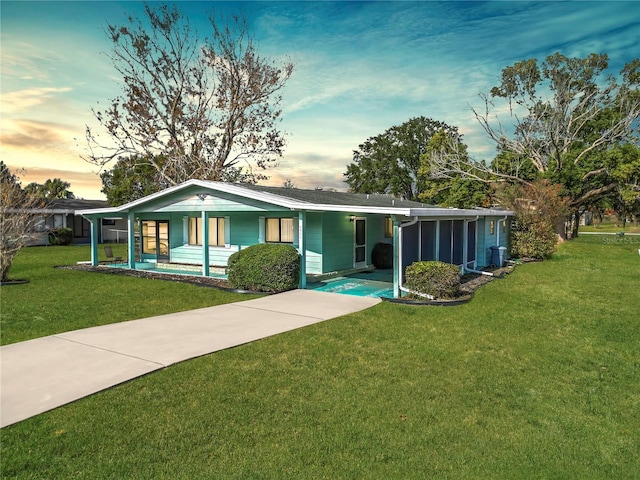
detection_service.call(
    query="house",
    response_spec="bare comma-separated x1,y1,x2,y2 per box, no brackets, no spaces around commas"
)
77,179,514,298
27,199,128,245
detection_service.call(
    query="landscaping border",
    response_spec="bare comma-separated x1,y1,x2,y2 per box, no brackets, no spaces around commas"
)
54,264,267,295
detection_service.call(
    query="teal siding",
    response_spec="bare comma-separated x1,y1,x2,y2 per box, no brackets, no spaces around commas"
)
171,244,239,266
140,185,283,213
305,212,323,274
228,212,261,248
154,210,327,274
476,216,510,267
476,219,487,267
319,212,388,272
322,212,355,272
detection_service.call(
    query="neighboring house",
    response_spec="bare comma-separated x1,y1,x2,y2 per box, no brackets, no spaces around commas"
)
29,199,127,245
77,179,514,298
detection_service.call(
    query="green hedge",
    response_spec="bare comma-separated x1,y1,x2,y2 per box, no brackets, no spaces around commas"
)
511,213,557,259
227,243,300,293
48,227,73,246
404,261,460,299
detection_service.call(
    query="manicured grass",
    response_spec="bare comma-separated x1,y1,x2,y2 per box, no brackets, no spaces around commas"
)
0,245,255,345
580,219,640,234
1,237,639,478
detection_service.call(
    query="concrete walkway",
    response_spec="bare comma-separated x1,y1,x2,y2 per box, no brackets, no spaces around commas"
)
0,290,380,428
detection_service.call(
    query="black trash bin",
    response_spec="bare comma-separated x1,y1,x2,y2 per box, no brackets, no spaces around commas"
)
490,246,507,267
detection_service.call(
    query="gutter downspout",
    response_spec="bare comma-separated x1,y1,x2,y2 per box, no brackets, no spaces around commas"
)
462,215,492,277
465,215,509,277
462,216,495,276
496,215,508,247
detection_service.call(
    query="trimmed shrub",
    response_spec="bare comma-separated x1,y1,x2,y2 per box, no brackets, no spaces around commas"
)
227,243,300,293
48,227,73,246
511,213,557,259
404,261,460,299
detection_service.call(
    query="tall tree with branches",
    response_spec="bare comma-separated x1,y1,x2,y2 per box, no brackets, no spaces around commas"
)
85,3,294,186
345,117,461,201
430,53,640,237
0,162,45,282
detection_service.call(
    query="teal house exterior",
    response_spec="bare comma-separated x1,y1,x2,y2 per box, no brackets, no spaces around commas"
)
77,180,514,298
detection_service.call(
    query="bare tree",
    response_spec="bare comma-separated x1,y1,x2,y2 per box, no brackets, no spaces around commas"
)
430,54,640,217
0,162,45,282
85,3,294,185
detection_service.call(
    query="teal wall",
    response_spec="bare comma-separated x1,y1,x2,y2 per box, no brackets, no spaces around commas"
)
135,209,328,274
477,216,510,267
305,212,323,274
130,187,513,274
321,212,389,273
321,212,354,272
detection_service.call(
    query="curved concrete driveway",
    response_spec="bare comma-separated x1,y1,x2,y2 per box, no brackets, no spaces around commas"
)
0,290,379,428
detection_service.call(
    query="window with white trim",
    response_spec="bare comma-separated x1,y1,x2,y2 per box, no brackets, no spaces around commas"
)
188,217,225,246
266,217,294,243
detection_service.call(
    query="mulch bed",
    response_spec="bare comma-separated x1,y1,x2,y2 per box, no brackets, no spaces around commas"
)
57,264,236,290
382,263,516,306
57,262,517,303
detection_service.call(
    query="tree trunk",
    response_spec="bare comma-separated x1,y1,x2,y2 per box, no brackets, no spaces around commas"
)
554,217,569,242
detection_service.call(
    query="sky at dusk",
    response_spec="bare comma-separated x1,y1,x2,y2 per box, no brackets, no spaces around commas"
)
1,1,638,200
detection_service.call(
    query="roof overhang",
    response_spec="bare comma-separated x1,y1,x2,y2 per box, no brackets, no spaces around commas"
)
75,179,515,218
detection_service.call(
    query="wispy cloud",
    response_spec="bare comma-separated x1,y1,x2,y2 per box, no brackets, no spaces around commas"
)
0,87,73,114
0,118,73,149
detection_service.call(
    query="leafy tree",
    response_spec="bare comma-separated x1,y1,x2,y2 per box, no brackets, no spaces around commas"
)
0,162,45,282
496,179,570,257
100,155,170,206
24,178,75,200
345,117,460,201
605,143,640,227
418,130,492,208
429,53,640,237
86,3,294,186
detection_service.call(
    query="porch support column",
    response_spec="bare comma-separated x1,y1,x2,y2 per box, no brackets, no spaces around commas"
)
435,220,440,262
90,218,99,266
127,213,136,269
463,219,469,272
202,211,210,277
298,211,307,289
392,216,400,298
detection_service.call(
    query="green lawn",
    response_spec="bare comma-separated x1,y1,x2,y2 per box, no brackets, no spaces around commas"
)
0,244,254,345
580,217,640,234
1,237,639,478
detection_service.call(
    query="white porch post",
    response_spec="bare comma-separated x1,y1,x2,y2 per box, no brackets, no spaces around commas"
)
298,211,307,289
127,213,136,269
474,220,479,269
202,211,210,277
435,220,440,262
392,217,400,298
90,218,99,266
463,219,469,272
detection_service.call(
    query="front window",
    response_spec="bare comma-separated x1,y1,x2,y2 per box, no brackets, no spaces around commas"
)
266,218,294,243
142,221,157,254
188,217,225,246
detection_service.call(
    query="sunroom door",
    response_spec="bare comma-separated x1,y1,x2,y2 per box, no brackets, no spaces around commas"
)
354,217,367,268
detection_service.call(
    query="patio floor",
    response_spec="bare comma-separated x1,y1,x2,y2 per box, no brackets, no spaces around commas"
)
307,270,394,298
